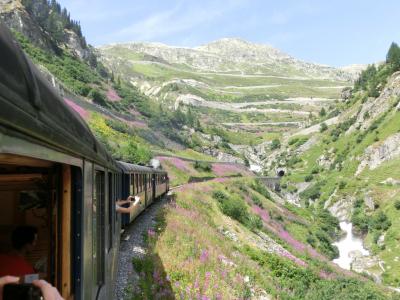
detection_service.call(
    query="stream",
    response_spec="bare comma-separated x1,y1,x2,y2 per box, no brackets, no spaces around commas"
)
332,221,369,270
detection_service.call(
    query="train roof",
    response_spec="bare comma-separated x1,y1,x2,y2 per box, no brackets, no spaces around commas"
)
117,161,167,174
0,23,117,169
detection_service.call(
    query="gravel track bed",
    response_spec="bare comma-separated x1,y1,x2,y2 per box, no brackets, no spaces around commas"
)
114,196,169,300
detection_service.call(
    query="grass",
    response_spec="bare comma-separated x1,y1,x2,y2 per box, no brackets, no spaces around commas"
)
127,178,395,299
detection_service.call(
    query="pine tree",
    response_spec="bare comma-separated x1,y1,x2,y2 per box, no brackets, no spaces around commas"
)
386,42,400,71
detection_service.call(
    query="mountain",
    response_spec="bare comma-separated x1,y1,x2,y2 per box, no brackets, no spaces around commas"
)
101,38,354,81
99,39,354,167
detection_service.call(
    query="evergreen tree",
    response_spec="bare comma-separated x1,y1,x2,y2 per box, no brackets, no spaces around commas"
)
386,42,400,71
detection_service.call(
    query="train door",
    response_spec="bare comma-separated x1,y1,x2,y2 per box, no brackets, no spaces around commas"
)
0,154,80,300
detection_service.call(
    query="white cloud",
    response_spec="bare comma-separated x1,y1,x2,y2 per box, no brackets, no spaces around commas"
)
109,0,245,43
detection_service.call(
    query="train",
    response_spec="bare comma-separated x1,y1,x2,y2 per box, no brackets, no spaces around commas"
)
0,23,168,299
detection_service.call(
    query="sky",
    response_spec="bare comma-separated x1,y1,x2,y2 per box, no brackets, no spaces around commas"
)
57,0,400,67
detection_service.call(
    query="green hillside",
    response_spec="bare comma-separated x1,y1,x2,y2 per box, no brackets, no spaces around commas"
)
270,46,400,286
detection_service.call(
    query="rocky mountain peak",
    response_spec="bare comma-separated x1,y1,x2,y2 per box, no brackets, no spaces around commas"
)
196,37,291,62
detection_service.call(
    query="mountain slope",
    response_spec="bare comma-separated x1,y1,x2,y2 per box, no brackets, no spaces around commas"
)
266,56,400,287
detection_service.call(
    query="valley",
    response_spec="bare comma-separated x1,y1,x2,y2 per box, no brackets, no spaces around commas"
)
1,0,400,299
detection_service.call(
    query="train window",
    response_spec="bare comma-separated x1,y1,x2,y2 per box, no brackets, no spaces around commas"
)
93,170,105,286
135,174,139,193
107,172,114,251
129,174,134,195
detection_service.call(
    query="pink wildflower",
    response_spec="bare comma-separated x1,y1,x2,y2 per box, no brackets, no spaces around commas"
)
203,272,211,290
252,205,270,222
64,98,89,119
200,249,209,263
106,88,121,102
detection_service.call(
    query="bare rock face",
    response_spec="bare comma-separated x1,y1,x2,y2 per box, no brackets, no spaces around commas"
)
381,177,400,186
325,195,354,221
349,72,400,134
64,29,90,60
356,133,400,176
0,0,93,61
0,0,55,51
202,147,244,164
350,251,383,283
364,193,375,210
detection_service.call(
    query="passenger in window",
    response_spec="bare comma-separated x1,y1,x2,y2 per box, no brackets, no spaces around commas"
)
116,195,141,214
0,226,37,277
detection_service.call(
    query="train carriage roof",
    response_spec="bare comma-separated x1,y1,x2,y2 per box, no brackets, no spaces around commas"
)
117,161,167,174
0,23,117,169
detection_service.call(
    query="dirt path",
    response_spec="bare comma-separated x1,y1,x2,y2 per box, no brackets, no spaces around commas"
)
114,195,170,300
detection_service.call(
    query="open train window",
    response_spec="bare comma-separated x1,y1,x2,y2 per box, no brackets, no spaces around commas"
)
93,170,105,286
107,172,114,251
0,154,76,299
129,174,134,195
135,174,139,193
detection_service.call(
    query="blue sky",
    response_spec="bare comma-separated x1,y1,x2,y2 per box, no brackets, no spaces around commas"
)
57,0,400,67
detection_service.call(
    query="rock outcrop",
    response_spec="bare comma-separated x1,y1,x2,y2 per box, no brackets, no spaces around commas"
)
356,133,400,176
349,72,400,133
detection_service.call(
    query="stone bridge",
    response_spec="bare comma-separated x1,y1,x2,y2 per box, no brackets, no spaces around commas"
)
257,176,281,192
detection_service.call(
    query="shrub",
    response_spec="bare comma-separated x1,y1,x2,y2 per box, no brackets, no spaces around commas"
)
300,182,323,200
288,137,299,145
338,181,347,189
193,161,212,172
89,89,107,106
306,235,316,247
212,190,227,201
320,122,328,132
248,214,263,231
305,174,313,182
251,179,271,199
395,200,400,210
270,138,281,150
370,212,391,231
311,167,320,174
252,195,264,208
287,156,302,167
213,191,249,224
315,230,339,259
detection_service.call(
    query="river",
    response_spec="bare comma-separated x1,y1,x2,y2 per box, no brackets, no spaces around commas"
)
333,221,369,270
